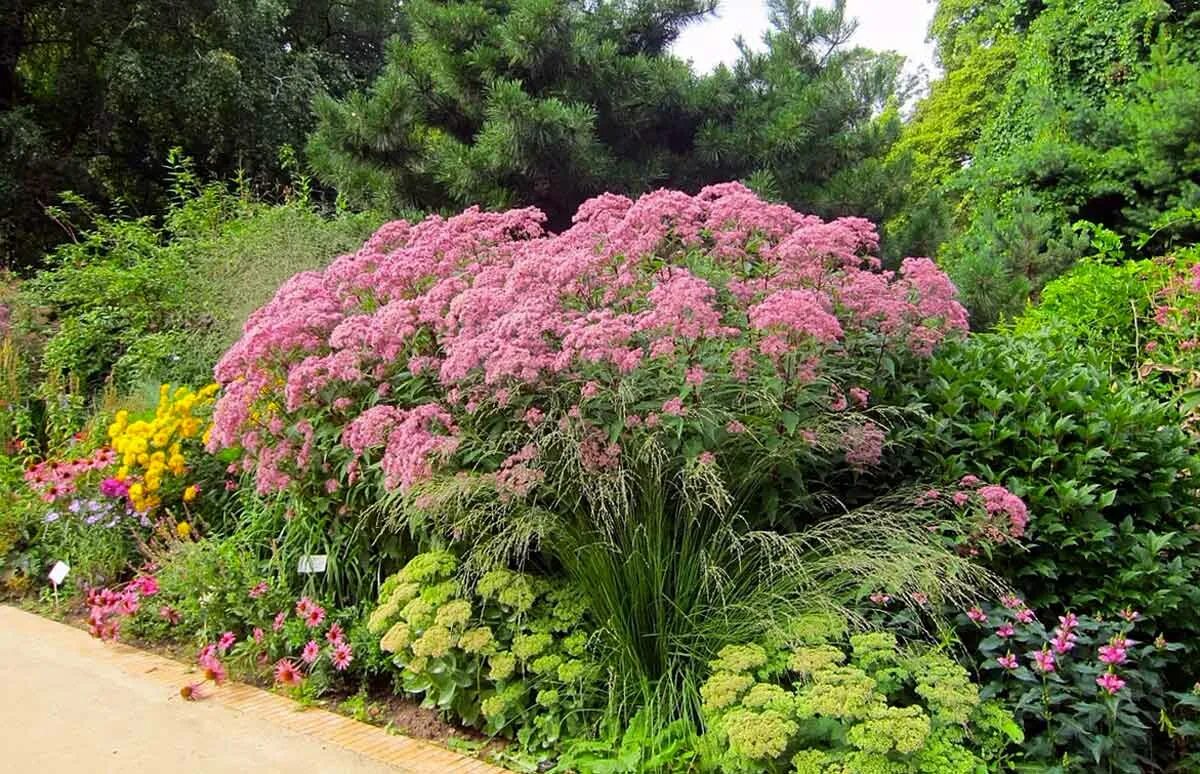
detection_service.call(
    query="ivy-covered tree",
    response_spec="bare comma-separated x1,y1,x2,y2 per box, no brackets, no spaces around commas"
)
895,0,1200,325
0,0,400,269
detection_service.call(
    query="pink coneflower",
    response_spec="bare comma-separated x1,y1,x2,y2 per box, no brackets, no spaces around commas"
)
159,605,181,625
1031,648,1056,674
330,642,353,671
180,682,206,701
303,604,326,628
325,623,344,645
274,659,302,686
217,631,236,654
997,653,1019,670
301,640,320,665
966,607,988,624
273,611,287,632
295,597,313,617
199,654,227,686
253,627,265,644
198,643,217,661
248,581,268,599
997,624,1015,638
1096,672,1126,695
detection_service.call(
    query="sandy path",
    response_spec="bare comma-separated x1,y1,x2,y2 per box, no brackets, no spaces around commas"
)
0,605,500,773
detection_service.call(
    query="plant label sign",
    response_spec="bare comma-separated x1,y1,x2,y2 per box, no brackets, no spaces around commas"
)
297,555,328,574
48,561,69,586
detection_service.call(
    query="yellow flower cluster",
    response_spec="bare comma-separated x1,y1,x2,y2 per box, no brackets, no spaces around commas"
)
107,383,219,512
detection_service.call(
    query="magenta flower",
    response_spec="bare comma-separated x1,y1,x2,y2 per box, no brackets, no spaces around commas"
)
869,592,891,605
1051,629,1077,654
1058,612,1079,631
301,640,320,665
217,631,236,654
996,624,1015,638
253,627,265,644
274,659,303,686
1015,608,1036,624
1031,648,1056,674
997,653,1019,670
966,607,988,624
1000,594,1023,609
248,581,268,599
1096,672,1127,695
273,611,287,632
304,604,326,628
159,605,181,625
330,642,353,671
325,622,344,645
697,451,716,465
1118,607,1140,623
1098,644,1128,665
661,397,686,416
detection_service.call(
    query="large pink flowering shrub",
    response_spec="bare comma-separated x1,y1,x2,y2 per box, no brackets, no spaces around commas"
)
209,183,970,528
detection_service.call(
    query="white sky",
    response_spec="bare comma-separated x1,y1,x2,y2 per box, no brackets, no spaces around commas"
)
672,0,938,78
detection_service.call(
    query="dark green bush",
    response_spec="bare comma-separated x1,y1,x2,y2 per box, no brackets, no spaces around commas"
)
905,333,1200,641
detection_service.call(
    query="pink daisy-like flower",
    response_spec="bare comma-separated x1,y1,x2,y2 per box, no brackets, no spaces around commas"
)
997,624,1015,638
180,682,206,701
303,604,326,628
217,631,236,654
253,627,265,644
199,654,227,686
325,622,344,645
301,640,320,665
274,659,303,686
248,582,268,599
330,642,353,671
159,605,181,625
966,607,987,624
1096,672,1126,695
273,611,287,631
997,653,1019,670
295,597,314,617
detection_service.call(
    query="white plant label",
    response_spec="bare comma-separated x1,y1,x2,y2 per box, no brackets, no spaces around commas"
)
48,561,70,586
297,554,328,574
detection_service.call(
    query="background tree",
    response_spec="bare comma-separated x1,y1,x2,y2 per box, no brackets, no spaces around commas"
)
0,0,400,270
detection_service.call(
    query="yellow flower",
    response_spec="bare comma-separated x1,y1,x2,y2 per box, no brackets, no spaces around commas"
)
176,521,191,539
168,455,186,476
182,484,200,503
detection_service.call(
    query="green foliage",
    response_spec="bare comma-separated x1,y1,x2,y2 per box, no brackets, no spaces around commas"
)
368,551,603,752
697,619,1018,772
0,0,399,269
906,332,1200,641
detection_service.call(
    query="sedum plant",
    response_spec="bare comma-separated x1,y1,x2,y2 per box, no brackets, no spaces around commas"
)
698,615,1020,773
368,551,602,750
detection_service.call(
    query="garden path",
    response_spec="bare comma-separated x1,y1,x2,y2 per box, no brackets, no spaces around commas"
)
0,605,502,773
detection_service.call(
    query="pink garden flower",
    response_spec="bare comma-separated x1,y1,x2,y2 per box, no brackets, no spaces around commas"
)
330,642,353,671
1098,643,1128,665
274,659,303,686
159,606,181,625
199,654,227,686
996,624,1015,639
248,581,268,599
304,605,326,628
997,653,1019,670
661,397,686,417
869,592,891,605
1015,608,1036,624
1031,648,1056,674
301,640,321,665
1096,672,1126,695
273,611,287,632
966,607,988,624
325,623,345,645
253,627,265,644
1000,595,1023,609
1058,612,1079,631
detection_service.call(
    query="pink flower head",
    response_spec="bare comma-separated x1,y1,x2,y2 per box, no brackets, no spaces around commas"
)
295,597,314,617
130,575,159,597
662,397,686,416
869,592,891,605
966,607,988,624
326,622,345,645
1051,629,1077,654
159,605,181,625
997,653,1019,670
996,624,1015,639
848,387,869,408
304,604,326,628
330,642,353,671
725,420,746,434
301,640,321,665
1000,595,1023,610
1015,608,1036,624
697,451,716,465
274,659,303,686
685,366,706,386
1096,672,1126,695
217,631,237,654
253,627,265,644
1031,648,1056,674
199,654,227,685
1058,612,1079,631
912,592,929,606
1098,643,1128,665
249,581,268,599
273,611,287,632
1119,607,1140,623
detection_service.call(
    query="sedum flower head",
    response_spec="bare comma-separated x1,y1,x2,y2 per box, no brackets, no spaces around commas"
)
789,644,846,676
434,599,472,629
742,683,794,714
786,612,849,645
420,579,460,606
912,653,979,724
367,599,400,635
710,643,768,674
846,705,931,755
476,568,516,600
536,688,560,708
530,653,563,676
701,671,755,714
387,581,420,607
562,631,589,657
723,709,798,761
497,576,537,614
411,624,455,658
796,666,882,720
488,652,517,681
512,632,553,661
399,551,458,584
458,626,494,654
380,621,413,653
791,750,831,774
850,632,899,672
399,597,436,629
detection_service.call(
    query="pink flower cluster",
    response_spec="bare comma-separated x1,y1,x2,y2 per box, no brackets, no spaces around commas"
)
209,184,968,495
25,448,118,502
86,574,158,640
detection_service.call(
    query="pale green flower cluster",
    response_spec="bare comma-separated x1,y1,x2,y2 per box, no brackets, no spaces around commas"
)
699,615,1008,773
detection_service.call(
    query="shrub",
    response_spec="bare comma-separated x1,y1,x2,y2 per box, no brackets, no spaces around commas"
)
697,616,1019,772
906,333,1200,643
368,551,601,751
